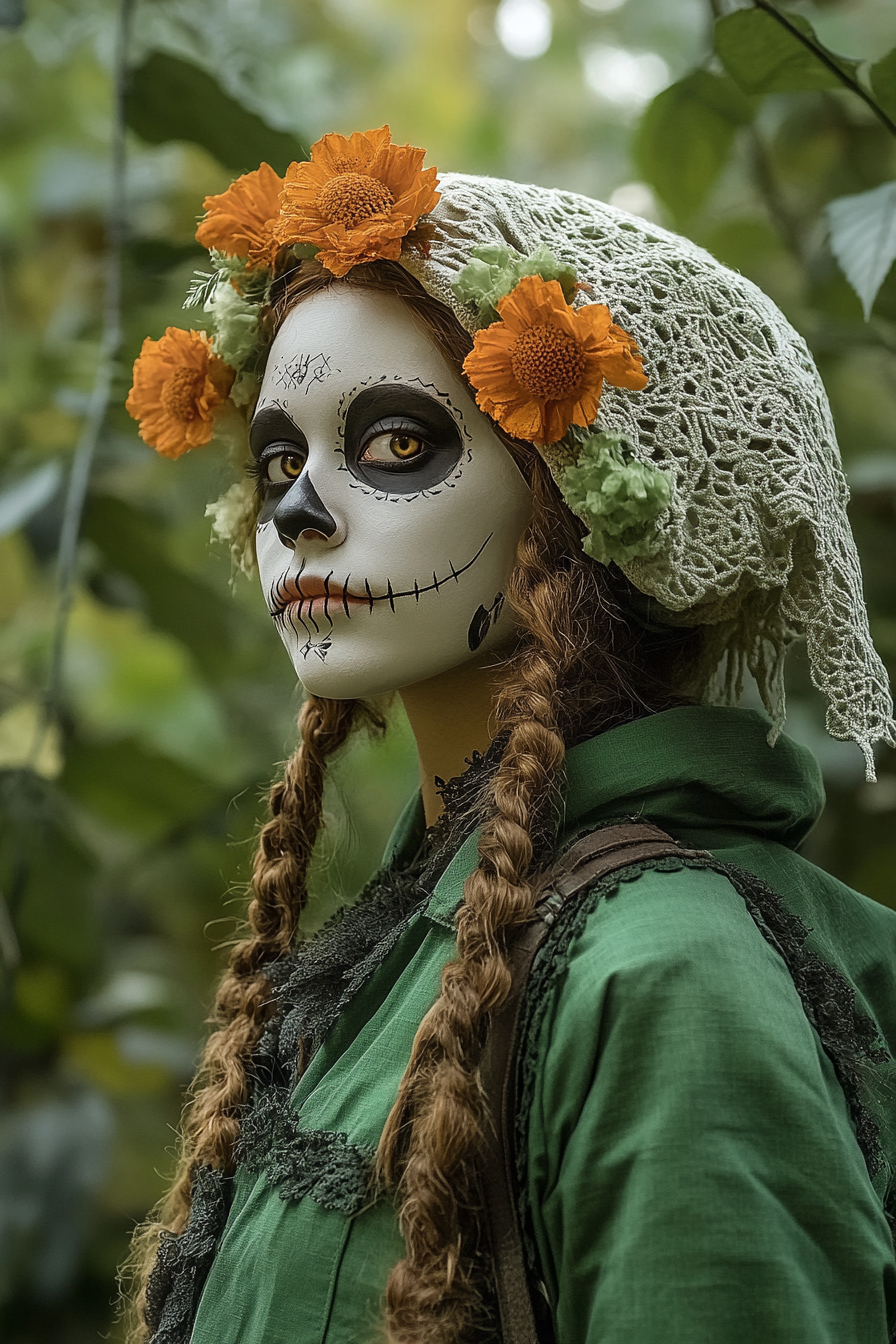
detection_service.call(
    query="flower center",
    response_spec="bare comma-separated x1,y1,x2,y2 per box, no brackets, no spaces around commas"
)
509,323,586,401
160,367,204,421
316,172,395,228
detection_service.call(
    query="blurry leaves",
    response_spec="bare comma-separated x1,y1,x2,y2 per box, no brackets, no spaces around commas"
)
65,1030,170,1096
64,594,229,776
827,181,896,319
635,70,753,218
715,6,861,95
0,0,25,32
61,738,216,841
0,463,62,539
0,1090,113,1303
126,52,304,175
6,808,96,977
870,50,896,123
0,702,62,779
14,964,69,1028
83,495,233,678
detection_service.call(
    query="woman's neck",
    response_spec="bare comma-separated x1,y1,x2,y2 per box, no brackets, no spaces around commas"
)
398,655,501,827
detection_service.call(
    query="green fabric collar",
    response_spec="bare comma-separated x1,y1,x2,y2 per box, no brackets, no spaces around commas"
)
388,705,825,929
562,705,824,848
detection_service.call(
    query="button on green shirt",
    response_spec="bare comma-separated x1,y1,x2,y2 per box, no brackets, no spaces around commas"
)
189,707,896,1343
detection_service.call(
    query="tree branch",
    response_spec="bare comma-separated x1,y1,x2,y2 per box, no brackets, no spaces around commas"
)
35,0,137,759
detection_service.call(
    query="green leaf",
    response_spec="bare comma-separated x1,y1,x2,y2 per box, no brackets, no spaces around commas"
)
82,495,234,677
8,812,97,973
826,180,896,320
635,70,753,218
0,461,62,538
61,739,217,841
715,7,861,96
869,48,896,123
125,52,305,175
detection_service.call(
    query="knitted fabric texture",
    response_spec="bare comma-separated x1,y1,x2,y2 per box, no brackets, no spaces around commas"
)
399,173,895,776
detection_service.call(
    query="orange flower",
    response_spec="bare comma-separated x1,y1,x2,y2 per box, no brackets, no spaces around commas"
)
126,328,235,460
273,125,440,277
195,163,284,270
463,274,647,446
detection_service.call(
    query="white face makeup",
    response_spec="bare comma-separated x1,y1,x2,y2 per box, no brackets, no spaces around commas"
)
252,286,533,700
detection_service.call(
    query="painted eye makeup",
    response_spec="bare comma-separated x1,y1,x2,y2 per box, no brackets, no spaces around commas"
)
345,386,464,494
248,407,309,496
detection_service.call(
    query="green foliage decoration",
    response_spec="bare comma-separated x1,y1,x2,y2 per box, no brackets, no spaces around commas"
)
206,280,262,371
554,430,673,566
451,243,577,324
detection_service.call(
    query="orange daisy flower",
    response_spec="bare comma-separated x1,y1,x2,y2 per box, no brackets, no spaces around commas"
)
273,125,440,277
195,163,284,270
463,274,648,447
126,328,235,460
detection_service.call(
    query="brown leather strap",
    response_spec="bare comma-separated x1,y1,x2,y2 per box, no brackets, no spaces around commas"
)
478,821,709,1342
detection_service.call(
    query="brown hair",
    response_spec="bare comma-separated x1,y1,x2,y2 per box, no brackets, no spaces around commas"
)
122,260,696,1343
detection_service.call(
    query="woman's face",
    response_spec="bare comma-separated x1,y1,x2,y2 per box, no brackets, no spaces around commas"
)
252,285,533,699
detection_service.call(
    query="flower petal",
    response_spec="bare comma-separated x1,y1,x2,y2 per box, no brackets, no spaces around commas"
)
196,163,284,269
126,328,234,459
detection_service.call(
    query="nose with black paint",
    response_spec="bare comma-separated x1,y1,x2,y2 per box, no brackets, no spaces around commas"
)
272,473,339,548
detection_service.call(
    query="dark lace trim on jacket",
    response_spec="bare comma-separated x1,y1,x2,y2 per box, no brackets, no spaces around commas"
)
252,861,431,1091
145,1165,230,1344
144,743,504,1343
237,1084,377,1214
514,850,894,1274
251,737,504,1092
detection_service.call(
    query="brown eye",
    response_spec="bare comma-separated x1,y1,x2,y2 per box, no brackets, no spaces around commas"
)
265,450,305,483
360,431,426,463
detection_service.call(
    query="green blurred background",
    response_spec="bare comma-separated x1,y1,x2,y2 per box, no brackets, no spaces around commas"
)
1,0,895,1338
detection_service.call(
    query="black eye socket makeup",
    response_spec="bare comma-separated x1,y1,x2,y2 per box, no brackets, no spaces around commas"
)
248,406,310,521
248,385,466,513
343,385,464,494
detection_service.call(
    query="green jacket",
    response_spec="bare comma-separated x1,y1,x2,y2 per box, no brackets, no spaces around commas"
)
158,706,896,1344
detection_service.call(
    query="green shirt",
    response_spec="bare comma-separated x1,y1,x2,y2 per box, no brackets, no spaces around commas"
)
187,706,896,1343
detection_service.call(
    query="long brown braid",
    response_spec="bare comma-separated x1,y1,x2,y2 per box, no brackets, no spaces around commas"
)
376,437,691,1342
124,259,697,1342
122,693,384,1339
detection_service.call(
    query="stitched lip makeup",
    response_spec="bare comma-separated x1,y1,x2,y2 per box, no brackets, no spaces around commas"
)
267,533,496,627
268,573,369,621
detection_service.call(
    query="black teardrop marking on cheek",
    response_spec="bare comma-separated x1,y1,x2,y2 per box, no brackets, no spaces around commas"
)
467,592,505,653
272,474,338,546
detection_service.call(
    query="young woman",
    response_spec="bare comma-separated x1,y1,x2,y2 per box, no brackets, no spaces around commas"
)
124,127,896,1344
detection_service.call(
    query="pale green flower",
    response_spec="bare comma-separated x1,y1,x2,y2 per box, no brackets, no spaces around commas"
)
207,280,261,371
558,430,672,566
205,478,259,578
451,243,578,323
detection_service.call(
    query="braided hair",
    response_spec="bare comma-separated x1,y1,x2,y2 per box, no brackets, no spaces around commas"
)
123,260,697,1343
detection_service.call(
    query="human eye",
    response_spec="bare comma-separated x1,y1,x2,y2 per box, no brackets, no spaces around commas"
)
357,419,429,473
360,435,427,473
258,445,307,484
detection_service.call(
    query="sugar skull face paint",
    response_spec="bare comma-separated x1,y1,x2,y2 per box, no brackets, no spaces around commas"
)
252,286,533,699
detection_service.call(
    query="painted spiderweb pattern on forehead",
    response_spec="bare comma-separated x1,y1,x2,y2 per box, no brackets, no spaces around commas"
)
401,172,893,767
